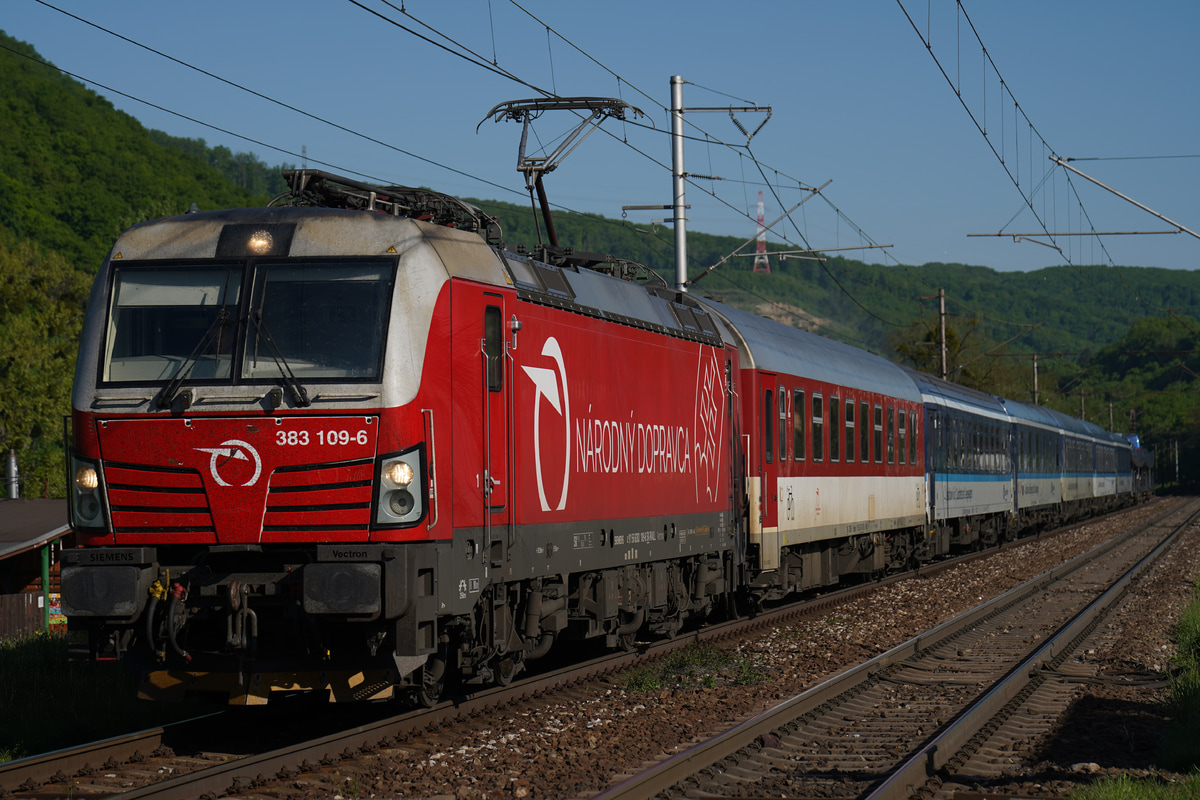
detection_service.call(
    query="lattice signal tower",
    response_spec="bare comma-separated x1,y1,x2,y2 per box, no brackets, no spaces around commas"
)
752,190,770,273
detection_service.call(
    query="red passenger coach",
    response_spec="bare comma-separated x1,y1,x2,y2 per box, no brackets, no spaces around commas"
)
711,302,930,601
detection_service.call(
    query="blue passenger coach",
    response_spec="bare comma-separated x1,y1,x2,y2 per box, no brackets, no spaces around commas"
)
999,397,1063,528
907,369,1013,549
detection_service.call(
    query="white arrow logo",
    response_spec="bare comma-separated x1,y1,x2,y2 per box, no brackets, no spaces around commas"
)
195,439,262,487
521,337,570,511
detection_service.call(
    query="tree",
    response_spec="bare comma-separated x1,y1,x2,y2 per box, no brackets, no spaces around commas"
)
0,231,91,497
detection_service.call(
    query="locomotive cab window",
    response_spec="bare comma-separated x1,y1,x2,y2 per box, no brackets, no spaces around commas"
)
104,266,242,382
243,261,394,382
484,305,503,392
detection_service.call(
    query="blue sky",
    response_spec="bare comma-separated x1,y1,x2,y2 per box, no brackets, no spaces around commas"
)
5,0,1199,273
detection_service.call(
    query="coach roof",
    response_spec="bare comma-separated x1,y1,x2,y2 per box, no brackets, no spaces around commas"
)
701,299,922,401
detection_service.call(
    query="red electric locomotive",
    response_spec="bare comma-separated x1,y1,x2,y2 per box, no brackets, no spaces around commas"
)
63,170,748,703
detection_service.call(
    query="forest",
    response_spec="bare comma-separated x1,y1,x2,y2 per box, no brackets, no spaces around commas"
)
2,29,1197,495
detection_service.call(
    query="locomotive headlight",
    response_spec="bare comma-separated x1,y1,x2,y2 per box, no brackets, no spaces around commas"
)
375,447,424,527
68,452,109,531
75,466,99,491
247,229,274,255
387,489,415,517
384,461,414,487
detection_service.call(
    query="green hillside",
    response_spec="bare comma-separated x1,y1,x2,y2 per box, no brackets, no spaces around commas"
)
1,28,1197,493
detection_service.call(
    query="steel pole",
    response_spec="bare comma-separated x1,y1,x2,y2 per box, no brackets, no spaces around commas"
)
671,76,688,292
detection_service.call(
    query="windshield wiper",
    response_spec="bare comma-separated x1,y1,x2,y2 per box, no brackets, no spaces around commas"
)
157,308,231,409
248,310,311,407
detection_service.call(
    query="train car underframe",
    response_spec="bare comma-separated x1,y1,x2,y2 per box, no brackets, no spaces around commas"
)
65,542,737,705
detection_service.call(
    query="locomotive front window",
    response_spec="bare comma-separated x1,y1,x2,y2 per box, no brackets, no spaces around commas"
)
104,266,242,382
243,261,393,380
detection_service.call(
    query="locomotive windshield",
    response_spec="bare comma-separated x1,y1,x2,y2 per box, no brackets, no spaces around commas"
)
102,260,395,385
243,262,393,380
105,266,242,382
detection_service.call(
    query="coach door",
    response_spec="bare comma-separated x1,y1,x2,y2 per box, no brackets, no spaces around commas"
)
477,294,513,566
756,374,781,570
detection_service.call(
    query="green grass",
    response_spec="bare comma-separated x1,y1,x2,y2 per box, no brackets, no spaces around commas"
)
1155,577,1200,772
1067,772,1200,800
620,642,767,693
1067,578,1200,799
0,631,203,763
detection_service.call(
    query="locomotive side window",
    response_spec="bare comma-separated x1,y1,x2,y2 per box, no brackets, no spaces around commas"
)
811,394,824,462
484,305,503,391
873,404,883,463
829,397,841,462
764,389,773,464
793,389,806,461
845,399,855,463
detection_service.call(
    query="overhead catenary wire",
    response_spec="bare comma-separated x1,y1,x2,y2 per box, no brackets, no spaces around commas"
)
28,0,1157,363
894,0,1193,332
36,0,906,325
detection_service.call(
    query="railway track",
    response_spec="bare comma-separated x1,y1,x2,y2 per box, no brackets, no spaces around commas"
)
595,498,1197,800
2,501,1180,800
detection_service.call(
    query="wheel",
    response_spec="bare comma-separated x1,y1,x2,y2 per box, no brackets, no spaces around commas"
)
491,654,522,687
416,658,446,708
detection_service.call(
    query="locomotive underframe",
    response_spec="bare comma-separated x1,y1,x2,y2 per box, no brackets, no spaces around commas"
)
62,505,738,703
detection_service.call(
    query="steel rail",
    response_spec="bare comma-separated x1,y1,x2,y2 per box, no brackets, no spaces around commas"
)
0,713,222,794
3,501,1175,799
866,501,1200,800
593,500,1192,800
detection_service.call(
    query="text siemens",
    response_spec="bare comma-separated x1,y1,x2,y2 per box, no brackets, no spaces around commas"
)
575,417,693,475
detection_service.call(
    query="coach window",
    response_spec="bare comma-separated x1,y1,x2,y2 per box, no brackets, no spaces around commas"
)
793,389,806,461
910,410,919,465
484,305,503,391
873,404,883,463
974,422,982,472
861,401,871,463
897,409,906,464
886,406,895,464
812,394,825,462
779,385,788,461
845,399,855,463
830,397,841,462
764,389,773,464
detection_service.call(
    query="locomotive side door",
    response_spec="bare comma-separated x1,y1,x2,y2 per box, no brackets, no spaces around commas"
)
453,288,513,567
479,294,512,566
